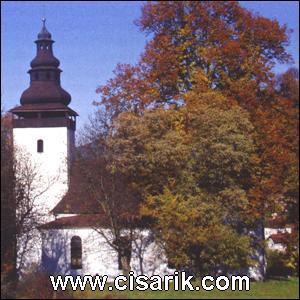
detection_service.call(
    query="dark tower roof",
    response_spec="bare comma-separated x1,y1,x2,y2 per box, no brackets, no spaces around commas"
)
18,19,72,107
37,18,52,40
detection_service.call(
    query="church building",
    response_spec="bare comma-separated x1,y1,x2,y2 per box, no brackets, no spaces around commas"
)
10,20,173,278
10,21,265,280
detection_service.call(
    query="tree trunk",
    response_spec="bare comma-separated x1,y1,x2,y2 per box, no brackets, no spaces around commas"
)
121,255,131,277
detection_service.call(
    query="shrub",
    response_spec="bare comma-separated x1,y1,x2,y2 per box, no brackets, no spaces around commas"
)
17,268,74,299
266,249,295,278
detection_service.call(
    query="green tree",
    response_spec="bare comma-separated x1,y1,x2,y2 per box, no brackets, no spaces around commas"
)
109,87,257,274
142,189,252,275
91,1,298,276
95,2,297,226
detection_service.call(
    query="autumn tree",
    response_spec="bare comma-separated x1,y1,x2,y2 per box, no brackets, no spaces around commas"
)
142,189,252,275
138,1,291,97
66,112,145,276
107,85,258,275
92,1,298,276
95,1,297,223
1,111,16,299
273,68,298,226
247,68,298,218
1,112,49,298
96,1,291,113
252,68,299,275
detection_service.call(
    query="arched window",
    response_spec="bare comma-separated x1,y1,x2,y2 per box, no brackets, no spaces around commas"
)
37,139,43,153
71,236,82,269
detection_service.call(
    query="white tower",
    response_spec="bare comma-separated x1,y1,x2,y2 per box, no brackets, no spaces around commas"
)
10,19,77,221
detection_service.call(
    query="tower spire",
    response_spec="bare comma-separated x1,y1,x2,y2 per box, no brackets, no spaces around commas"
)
38,17,52,40
17,21,72,106
10,20,77,124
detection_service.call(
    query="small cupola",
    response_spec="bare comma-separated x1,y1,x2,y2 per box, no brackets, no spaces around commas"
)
30,18,60,69
37,18,52,40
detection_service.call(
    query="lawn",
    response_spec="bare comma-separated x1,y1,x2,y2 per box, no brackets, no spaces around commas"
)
74,277,299,299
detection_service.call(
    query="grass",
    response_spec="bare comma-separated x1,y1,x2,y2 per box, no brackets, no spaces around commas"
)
74,277,299,299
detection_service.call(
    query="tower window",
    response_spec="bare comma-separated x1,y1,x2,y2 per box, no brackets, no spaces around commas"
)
71,236,82,269
37,139,44,153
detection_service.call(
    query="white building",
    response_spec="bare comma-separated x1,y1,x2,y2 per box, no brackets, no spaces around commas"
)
10,20,173,279
265,218,293,252
10,21,265,281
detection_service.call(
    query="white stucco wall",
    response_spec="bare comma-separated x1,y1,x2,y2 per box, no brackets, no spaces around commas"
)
40,226,266,281
266,239,286,252
264,227,291,252
40,228,175,279
13,126,74,275
246,227,266,281
264,227,292,239
13,126,73,219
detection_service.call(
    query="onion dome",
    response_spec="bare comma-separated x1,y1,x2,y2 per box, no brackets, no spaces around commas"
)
20,19,71,106
37,18,52,40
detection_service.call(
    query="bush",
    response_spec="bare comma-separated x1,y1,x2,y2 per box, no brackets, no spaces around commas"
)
17,268,74,299
266,249,295,278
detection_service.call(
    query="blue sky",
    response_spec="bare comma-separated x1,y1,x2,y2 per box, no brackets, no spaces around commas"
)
1,1,299,131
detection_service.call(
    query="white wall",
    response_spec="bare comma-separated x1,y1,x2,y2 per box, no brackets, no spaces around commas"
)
40,228,174,279
13,126,74,276
264,227,292,252
40,227,267,281
264,227,292,239
13,127,73,219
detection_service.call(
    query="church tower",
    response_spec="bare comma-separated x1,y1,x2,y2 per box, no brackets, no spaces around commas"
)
10,19,77,219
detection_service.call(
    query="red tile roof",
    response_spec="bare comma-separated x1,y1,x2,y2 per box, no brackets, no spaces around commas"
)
39,214,107,229
52,189,101,214
39,214,150,230
268,232,290,244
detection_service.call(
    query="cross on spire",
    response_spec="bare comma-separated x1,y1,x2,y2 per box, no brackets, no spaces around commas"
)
37,17,51,40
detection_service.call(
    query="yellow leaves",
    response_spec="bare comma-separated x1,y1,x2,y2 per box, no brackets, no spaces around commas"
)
141,188,254,272
178,26,189,37
172,114,185,135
